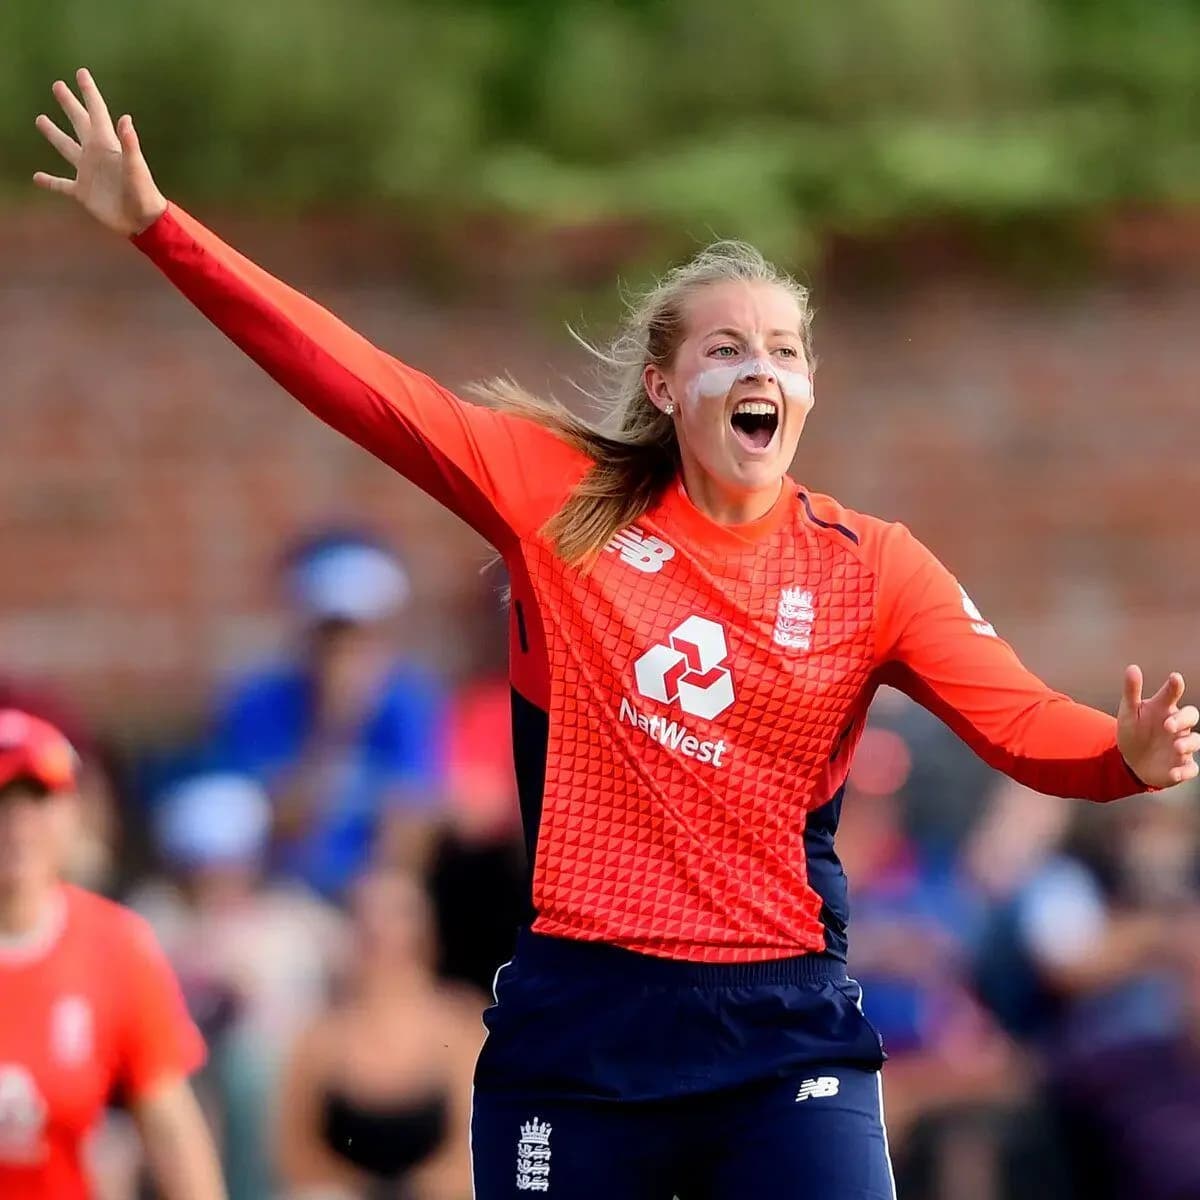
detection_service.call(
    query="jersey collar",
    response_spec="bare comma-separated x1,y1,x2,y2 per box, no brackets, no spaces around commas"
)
658,475,799,552
0,886,68,967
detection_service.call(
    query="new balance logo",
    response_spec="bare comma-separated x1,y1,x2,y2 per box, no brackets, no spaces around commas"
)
795,1076,840,1102
633,615,734,720
516,1117,552,1192
605,526,675,574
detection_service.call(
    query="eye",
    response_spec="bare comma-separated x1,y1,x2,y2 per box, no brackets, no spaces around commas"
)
708,344,739,359
774,346,800,359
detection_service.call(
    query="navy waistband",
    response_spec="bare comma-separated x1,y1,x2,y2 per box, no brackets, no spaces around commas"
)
512,928,845,988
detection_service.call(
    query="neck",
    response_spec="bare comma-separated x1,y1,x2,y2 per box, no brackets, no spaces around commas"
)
678,462,782,526
0,880,57,940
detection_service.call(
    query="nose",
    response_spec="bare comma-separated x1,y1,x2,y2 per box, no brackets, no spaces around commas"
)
739,357,777,384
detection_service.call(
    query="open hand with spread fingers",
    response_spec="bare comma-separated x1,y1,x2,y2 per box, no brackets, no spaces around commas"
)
1118,666,1200,788
33,67,166,236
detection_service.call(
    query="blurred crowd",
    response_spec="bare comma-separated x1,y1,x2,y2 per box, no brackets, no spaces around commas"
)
7,528,1199,1200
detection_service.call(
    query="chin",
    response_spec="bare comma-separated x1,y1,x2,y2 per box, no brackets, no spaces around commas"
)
729,458,785,490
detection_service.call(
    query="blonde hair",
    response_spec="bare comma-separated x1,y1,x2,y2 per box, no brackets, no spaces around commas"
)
470,240,814,567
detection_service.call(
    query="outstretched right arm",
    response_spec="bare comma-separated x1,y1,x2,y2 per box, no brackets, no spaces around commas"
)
34,70,587,549
130,203,585,548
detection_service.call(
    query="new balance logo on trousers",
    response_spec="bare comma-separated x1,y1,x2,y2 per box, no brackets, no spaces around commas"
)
794,1076,840,1102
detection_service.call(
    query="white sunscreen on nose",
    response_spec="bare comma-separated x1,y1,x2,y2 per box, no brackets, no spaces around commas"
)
688,356,812,405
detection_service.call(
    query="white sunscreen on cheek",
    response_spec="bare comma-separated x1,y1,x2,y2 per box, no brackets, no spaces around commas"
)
688,356,813,405
688,363,742,403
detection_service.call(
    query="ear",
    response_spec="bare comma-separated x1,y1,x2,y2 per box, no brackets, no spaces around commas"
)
642,363,675,414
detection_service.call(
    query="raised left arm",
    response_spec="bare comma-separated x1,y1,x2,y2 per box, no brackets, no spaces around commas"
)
874,523,1196,798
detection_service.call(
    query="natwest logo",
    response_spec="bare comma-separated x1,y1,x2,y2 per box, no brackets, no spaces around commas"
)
618,615,734,769
617,698,729,767
632,615,735,720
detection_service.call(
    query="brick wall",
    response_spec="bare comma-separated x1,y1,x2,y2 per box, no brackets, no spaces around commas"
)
2,208,1197,727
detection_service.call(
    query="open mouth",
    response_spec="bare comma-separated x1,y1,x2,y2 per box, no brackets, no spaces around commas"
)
730,400,779,452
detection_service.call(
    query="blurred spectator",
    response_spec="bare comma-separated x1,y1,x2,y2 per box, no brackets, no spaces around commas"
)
275,867,482,1200
211,531,447,899
441,574,521,847
966,779,1200,1198
996,790,1196,1058
0,709,221,1200
132,772,347,1200
868,686,994,860
840,728,1034,1200
965,778,1079,1043
1050,903,1200,1200
0,675,120,893
428,569,527,992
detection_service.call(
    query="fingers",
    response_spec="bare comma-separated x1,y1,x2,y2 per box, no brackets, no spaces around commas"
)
1166,705,1200,735
1147,671,1187,713
117,114,144,163
1169,761,1199,786
35,114,81,166
52,79,90,141
32,171,76,196
76,68,117,141
1122,664,1144,711
1173,731,1200,758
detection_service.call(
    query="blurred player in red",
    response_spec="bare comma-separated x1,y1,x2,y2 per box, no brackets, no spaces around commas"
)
0,709,226,1200
34,71,1200,1199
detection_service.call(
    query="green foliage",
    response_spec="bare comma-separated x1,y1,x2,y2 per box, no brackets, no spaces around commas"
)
5,0,1199,264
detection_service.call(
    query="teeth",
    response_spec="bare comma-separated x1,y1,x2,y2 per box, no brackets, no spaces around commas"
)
733,401,777,416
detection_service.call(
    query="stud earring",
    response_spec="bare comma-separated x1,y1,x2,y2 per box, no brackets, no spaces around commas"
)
664,401,675,416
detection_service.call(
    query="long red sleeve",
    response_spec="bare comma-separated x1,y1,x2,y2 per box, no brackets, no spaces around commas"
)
132,204,589,550
872,521,1145,801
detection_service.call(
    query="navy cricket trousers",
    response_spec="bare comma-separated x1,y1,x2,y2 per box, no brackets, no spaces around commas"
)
471,930,895,1199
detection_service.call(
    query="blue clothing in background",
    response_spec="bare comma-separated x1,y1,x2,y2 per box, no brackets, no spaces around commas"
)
213,662,445,896
846,847,985,1054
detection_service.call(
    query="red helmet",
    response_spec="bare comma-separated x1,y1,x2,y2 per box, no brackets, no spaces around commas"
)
0,709,78,793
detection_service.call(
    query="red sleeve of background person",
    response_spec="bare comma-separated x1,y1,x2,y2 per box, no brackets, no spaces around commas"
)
112,907,206,1100
446,678,521,835
132,205,590,550
870,520,1142,800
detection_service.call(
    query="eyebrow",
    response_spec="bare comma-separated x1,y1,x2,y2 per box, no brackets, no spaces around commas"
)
703,327,802,340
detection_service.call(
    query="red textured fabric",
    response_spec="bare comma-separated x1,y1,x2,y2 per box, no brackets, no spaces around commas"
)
134,206,1147,963
524,485,877,959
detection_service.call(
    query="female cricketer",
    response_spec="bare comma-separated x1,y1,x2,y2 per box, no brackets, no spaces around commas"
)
0,708,225,1200
33,69,1199,1199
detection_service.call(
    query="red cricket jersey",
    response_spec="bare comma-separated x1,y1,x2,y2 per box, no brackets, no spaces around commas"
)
0,885,205,1200
134,206,1146,963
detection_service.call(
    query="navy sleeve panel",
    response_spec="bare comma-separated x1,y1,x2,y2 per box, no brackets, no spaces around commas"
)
801,785,849,962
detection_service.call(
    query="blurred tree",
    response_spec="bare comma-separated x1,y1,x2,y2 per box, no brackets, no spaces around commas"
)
5,0,1199,267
